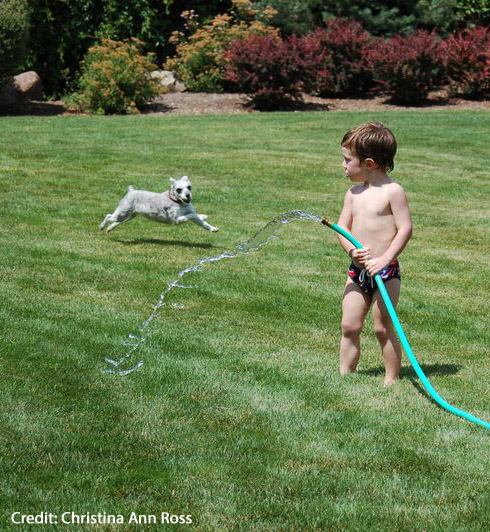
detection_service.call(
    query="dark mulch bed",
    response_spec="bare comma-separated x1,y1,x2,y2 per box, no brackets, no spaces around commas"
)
1,91,489,116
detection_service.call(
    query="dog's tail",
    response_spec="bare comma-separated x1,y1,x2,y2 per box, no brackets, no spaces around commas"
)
128,185,134,192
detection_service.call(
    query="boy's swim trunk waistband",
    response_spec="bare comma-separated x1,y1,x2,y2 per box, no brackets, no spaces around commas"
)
348,260,401,295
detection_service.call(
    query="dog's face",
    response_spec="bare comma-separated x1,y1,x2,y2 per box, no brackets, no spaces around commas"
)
170,176,192,204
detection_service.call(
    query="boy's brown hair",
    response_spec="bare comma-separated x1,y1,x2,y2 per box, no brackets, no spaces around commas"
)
341,122,397,172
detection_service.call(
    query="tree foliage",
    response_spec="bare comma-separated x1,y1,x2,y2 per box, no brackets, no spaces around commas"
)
25,0,106,96
0,0,30,86
455,0,490,25
252,0,484,36
24,0,230,97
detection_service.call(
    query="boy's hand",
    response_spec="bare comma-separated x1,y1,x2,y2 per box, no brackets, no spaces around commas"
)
349,248,371,268
365,255,389,276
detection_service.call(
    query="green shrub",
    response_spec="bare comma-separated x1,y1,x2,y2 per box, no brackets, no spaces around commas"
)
165,0,278,93
0,0,30,86
72,38,159,114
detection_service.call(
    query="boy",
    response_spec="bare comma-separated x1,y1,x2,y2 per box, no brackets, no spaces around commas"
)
336,123,412,386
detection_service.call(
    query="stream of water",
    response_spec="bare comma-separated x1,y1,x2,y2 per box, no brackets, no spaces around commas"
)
103,210,323,376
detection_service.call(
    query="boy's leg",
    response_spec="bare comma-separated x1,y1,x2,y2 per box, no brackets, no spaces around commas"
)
340,279,371,374
371,279,401,386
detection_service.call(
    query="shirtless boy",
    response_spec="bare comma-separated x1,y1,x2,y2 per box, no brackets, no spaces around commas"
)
336,123,412,385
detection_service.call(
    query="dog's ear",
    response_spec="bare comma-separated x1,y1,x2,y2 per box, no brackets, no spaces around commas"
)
181,175,190,182
170,178,175,186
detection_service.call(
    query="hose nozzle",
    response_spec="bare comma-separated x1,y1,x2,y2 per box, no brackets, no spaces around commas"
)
321,217,332,227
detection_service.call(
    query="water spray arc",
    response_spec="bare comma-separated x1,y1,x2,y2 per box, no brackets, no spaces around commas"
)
321,217,490,431
104,211,322,376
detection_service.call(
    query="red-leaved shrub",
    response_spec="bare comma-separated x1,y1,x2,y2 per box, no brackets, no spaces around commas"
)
298,19,375,97
442,26,490,100
367,31,446,105
225,34,305,110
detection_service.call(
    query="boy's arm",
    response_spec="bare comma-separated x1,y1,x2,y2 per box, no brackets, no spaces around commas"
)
336,189,354,255
336,189,370,265
365,184,412,275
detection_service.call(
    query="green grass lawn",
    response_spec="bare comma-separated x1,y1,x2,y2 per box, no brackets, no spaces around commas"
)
1,110,489,530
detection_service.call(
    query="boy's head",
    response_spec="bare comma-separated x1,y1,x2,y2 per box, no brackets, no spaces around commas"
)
341,122,397,172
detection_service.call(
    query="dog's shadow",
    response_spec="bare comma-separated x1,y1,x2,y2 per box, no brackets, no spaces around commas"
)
113,238,215,249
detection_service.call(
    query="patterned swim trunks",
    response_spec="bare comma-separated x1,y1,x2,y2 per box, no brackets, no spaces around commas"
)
348,259,401,296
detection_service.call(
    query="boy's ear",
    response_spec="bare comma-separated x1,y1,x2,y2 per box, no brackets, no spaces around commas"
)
364,158,377,169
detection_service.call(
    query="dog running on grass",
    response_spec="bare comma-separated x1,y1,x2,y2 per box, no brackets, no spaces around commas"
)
99,176,219,233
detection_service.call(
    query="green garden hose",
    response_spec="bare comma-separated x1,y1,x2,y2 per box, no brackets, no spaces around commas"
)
322,217,490,431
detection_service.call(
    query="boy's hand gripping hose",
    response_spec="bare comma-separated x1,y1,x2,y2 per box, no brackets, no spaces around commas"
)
321,217,490,430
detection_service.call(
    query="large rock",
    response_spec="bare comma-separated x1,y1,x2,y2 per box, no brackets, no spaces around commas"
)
150,70,186,93
13,71,43,101
0,83,24,108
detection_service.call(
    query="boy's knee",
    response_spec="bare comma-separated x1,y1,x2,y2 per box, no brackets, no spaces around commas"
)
373,322,387,338
341,320,363,338
373,319,394,342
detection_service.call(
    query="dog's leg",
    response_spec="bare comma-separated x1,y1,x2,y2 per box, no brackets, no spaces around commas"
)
100,203,136,232
106,221,122,232
106,212,137,232
99,214,112,231
178,213,218,232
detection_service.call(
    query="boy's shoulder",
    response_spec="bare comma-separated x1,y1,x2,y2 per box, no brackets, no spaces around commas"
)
384,179,407,196
385,178,404,188
369,178,406,194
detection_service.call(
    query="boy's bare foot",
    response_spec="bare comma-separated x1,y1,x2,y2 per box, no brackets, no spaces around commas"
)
384,377,398,387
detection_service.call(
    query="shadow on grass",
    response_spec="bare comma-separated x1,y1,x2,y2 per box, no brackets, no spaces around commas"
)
383,95,454,108
139,102,173,114
359,363,461,379
113,237,215,249
0,101,67,116
360,363,464,411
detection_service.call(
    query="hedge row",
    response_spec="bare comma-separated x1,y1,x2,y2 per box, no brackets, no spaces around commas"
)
176,19,490,109
68,19,489,114
2,0,489,100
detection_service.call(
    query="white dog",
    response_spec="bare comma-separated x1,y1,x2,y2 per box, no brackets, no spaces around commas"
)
99,176,219,233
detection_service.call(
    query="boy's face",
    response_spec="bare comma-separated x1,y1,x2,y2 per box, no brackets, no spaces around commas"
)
341,146,365,182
